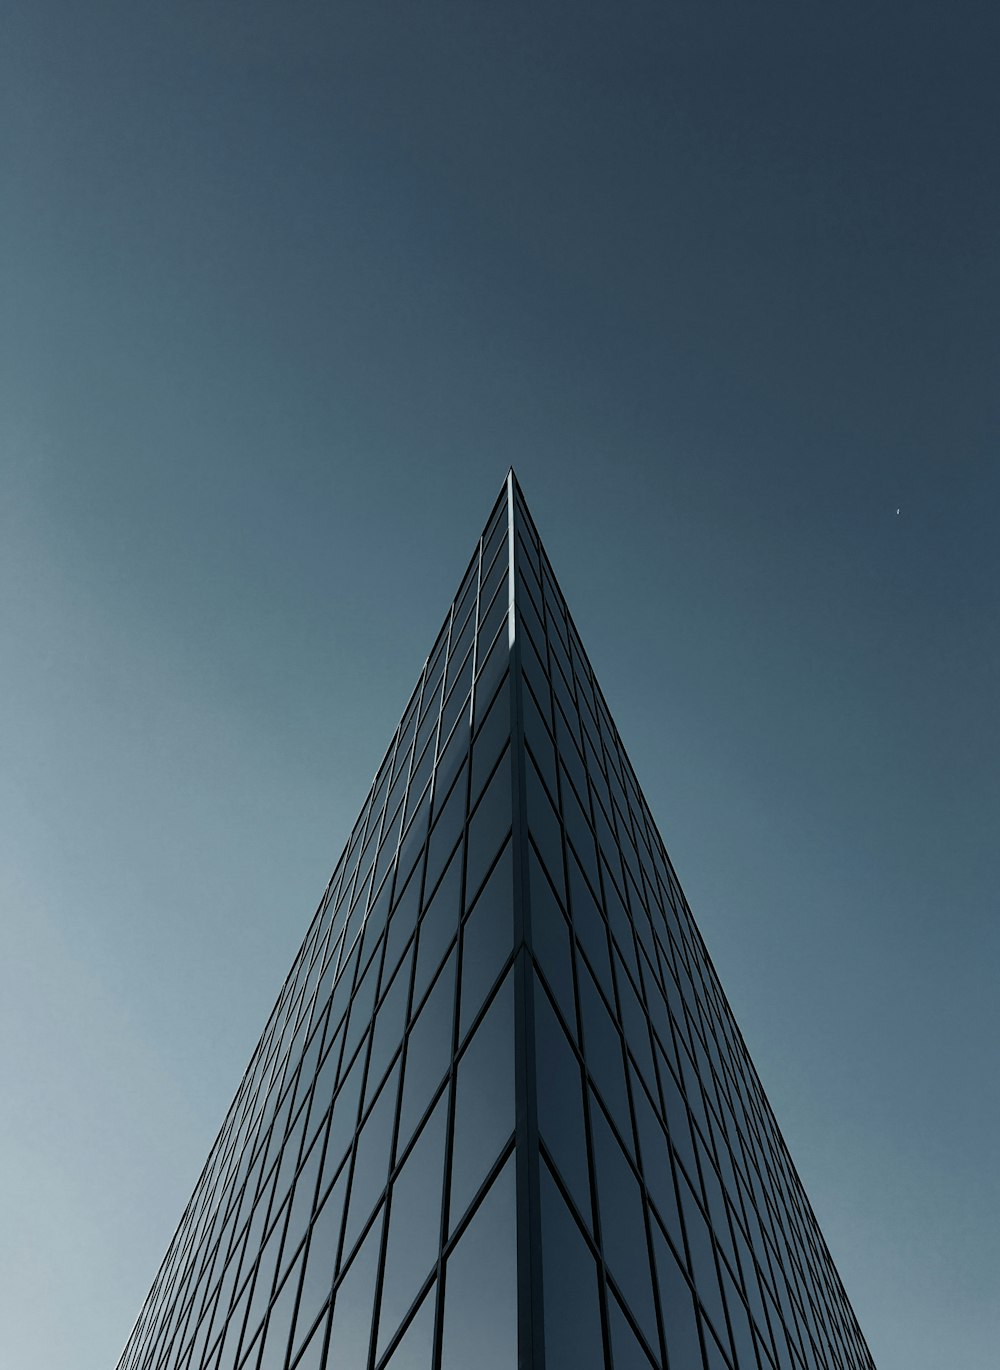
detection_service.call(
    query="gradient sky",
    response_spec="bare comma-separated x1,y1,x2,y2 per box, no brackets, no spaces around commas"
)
2,4,998,1368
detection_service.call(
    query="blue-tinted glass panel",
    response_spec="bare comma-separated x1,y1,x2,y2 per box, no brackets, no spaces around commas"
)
283,1131,324,1263
477,574,508,651
591,1097,658,1349
473,621,508,719
440,662,472,756
439,1155,517,1370
413,843,462,1006
321,1045,364,1187
397,788,430,891
295,1165,346,1345
609,1289,657,1370
534,975,591,1226
569,851,614,1000
384,865,421,983
652,1216,705,1370
678,1170,729,1346
529,844,576,1033
520,623,550,725
290,1291,326,1370
526,750,562,885
539,1161,604,1370
343,1060,399,1256
366,957,410,1109
376,1090,446,1355
449,972,514,1230
342,952,379,1073
632,1071,684,1256
580,965,631,1143
458,839,513,1038
398,952,456,1153
381,1283,436,1370
424,772,465,900
470,678,511,807
434,714,471,813
465,747,511,903
258,1248,301,1370
326,1205,383,1369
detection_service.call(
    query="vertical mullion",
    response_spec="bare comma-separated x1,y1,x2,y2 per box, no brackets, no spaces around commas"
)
510,474,545,1370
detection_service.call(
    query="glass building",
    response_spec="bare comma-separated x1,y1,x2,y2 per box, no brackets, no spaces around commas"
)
116,473,875,1370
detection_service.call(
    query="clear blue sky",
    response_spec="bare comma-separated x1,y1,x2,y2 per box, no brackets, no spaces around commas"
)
2,3,997,1367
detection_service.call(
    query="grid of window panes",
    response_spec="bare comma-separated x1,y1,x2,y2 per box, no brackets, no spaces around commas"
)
512,479,875,1370
118,486,521,1370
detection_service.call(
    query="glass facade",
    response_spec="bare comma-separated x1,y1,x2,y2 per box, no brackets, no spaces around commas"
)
116,475,875,1370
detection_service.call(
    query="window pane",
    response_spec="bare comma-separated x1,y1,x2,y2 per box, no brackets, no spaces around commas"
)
296,1164,346,1345
342,953,379,1068
425,771,465,900
529,845,576,1034
413,843,462,1007
473,621,508,719
365,957,410,1110
439,1155,517,1370
534,975,591,1228
382,1283,436,1370
569,852,614,1002
398,952,457,1154
678,1172,728,1351
326,1206,383,1369
465,748,511,904
609,1289,656,1370
540,1161,604,1370
258,1248,302,1370
321,1045,364,1188
343,1060,399,1256
580,966,631,1143
384,864,421,984
526,752,563,890
591,1098,658,1349
376,1094,447,1358
283,1130,324,1266
459,839,513,1039
652,1216,705,1370
449,971,514,1230
632,1073,684,1255
434,714,471,814
471,680,511,808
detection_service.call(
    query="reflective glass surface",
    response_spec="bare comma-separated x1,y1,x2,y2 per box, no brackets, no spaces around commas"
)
117,476,874,1370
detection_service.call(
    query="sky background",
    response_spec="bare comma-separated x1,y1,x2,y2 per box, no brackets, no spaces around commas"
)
2,3,998,1368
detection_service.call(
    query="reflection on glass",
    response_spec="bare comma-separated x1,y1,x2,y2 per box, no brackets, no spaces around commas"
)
439,1155,517,1370
296,1164,346,1348
343,1061,399,1257
465,749,511,903
471,677,510,807
376,1094,447,1358
591,1097,657,1349
529,844,575,1031
397,952,456,1153
327,1206,383,1369
609,1288,655,1370
459,840,513,1039
449,972,514,1230
652,1217,705,1370
540,1161,604,1370
534,974,591,1227
413,844,462,1007
257,1248,301,1370
382,1282,436,1370
580,966,631,1143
